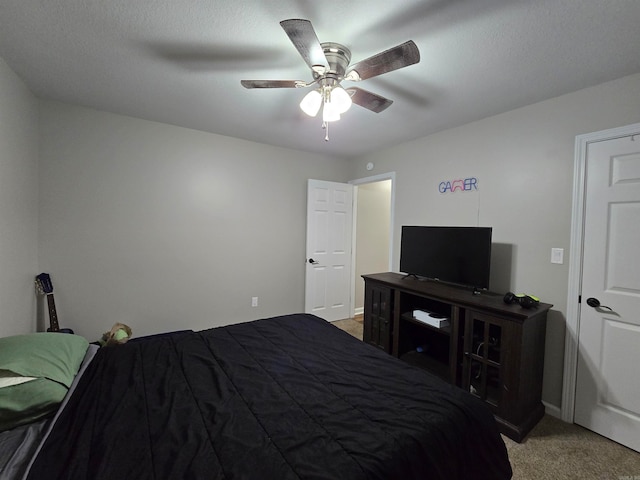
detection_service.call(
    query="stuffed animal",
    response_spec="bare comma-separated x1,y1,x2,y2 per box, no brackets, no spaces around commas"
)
99,323,132,346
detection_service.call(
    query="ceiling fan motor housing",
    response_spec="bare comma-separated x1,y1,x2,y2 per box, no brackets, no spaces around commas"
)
316,42,351,82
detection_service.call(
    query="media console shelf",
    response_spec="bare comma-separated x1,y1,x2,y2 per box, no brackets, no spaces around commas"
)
362,272,552,442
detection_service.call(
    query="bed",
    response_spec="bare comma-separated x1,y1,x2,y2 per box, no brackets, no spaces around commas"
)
1,313,512,479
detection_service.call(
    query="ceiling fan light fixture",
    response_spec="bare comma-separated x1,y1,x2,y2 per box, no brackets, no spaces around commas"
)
322,100,341,122
330,86,352,114
300,89,322,117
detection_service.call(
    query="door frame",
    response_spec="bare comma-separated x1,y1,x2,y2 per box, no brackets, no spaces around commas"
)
562,121,640,423
348,172,396,318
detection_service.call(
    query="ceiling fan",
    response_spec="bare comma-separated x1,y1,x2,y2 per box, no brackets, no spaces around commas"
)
241,19,420,141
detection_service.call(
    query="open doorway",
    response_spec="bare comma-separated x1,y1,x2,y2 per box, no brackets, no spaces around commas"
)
350,173,394,318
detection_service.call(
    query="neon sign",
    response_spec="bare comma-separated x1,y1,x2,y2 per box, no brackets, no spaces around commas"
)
439,177,478,194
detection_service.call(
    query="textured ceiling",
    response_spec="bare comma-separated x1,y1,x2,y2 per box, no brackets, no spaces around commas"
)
1,0,640,159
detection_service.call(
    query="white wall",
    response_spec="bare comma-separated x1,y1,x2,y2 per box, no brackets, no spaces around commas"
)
38,101,350,340
348,73,640,411
0,57,39,336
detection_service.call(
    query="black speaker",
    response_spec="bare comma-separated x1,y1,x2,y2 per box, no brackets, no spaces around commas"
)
503,292,540,309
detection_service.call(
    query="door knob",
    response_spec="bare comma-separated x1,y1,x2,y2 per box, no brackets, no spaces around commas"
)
586,297,612,311
308,258,319,265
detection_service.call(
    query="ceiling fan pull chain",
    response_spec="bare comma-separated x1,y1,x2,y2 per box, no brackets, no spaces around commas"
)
323,121,329,141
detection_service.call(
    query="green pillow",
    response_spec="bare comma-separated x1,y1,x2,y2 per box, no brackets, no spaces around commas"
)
0,332,88,432
0,378,69,431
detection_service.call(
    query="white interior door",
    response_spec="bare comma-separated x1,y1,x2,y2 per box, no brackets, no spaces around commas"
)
574,133,640,452
305,179,353,322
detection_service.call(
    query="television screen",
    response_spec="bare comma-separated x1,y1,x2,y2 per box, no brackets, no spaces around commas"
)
399,226,492,290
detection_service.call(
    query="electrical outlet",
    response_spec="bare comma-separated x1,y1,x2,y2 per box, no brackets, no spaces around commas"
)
251,296,258,307
551,248,564,264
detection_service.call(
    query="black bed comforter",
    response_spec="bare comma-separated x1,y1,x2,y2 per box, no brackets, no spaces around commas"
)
28,314,511,479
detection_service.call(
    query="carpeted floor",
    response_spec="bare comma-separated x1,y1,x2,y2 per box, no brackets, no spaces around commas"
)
332,317,365,339
503,414,640,479
332,317,640,479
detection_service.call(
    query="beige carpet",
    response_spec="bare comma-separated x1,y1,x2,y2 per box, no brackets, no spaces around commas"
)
332,317,640,479
332,317,365,339
504,414,640,479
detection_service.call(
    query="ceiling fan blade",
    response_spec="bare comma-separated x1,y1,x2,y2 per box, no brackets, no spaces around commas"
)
241,80,300,89
347,87,393,113
347,40,420,81
280,19,328,71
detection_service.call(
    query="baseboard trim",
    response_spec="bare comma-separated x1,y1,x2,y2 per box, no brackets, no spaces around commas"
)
543,401,562,419
353,307,364,316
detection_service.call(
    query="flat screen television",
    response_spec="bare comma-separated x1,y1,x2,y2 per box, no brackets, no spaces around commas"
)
399,226,493,290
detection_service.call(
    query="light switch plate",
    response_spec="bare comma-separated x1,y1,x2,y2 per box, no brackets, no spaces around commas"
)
551,248,564,264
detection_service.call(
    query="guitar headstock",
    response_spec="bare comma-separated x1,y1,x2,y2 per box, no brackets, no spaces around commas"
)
35,273,54,295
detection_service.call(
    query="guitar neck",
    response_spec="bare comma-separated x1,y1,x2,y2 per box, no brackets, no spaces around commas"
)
46,294,60,332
